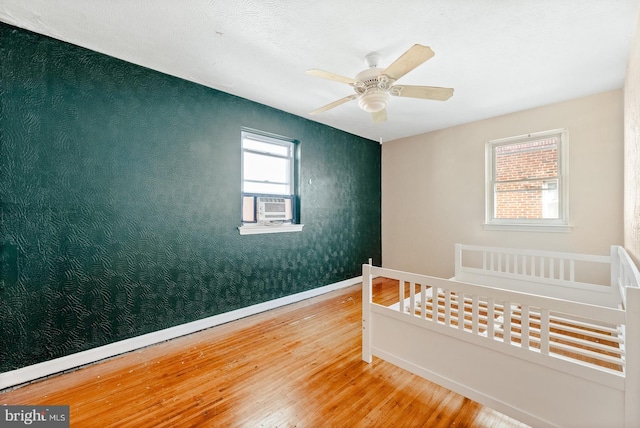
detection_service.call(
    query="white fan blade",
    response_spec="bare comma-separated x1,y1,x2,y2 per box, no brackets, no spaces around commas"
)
382,44,435,81
372,109,387,123
306,69,357,85
391,85,454,101
310,95,358,114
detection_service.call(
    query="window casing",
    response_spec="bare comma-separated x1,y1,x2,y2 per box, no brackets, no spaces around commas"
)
485,129,569,232
239,129,302,235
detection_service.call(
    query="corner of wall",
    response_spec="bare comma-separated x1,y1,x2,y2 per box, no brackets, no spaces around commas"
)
624,6,640,266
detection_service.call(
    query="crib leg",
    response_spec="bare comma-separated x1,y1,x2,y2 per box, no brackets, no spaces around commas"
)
362,262,372,364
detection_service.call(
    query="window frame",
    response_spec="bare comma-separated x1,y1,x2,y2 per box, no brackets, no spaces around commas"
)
238,129,303,235
484,128,571,232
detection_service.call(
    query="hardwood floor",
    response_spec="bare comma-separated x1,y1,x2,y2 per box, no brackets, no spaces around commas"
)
1,279,529,427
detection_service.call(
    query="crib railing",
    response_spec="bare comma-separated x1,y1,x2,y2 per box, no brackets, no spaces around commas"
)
362,245,640,426
364,266,626,376
454,244,620,307
408,290,624,370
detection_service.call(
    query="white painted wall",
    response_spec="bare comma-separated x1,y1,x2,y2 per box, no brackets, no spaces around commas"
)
382,90,624,278
625,8,640,266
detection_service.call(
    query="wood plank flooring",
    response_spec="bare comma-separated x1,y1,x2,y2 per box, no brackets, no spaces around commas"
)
1,279,529,427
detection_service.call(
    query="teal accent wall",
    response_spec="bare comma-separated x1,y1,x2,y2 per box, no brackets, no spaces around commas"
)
0,23,381,372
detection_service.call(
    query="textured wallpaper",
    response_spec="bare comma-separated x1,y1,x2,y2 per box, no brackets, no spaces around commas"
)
0,23,381,372
624,11,640,266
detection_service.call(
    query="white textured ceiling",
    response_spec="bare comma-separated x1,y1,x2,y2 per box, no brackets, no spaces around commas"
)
1,1,638,142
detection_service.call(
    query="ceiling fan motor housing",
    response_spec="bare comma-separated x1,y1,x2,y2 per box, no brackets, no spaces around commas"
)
355,68,393,113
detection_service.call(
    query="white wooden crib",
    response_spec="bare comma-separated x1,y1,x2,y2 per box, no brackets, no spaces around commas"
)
362,244,640,428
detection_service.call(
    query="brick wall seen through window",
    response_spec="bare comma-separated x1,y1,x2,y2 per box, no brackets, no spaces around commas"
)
494,138,558,219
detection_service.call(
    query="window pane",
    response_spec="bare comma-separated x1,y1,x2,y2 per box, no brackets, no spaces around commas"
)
244,152,290,184
495,138,558,182
243,182,290,195
542,181,559,218
243,138,290,156
495,179,559,219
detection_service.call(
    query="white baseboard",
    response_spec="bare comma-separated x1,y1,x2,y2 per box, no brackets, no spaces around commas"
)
0,276,362,391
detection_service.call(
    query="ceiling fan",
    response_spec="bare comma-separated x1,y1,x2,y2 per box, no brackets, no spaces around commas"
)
306,44,454,123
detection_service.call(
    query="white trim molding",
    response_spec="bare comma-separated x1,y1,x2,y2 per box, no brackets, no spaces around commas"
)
483,223,573,233
238,223,304,235
0,275,358,391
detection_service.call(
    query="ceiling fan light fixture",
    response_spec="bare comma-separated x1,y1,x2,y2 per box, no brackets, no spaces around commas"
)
307,45,453,122
358,90,389,113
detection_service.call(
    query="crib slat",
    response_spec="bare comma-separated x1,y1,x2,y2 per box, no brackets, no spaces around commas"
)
531,255,536,277
540,308,550,355
399,281,405,313
445,289,451,327
409,281,415,315
570,259,575,282
487,298,495,339
503,301,512,345
457,293,465,331
521,305,530,349
421,284,427,320
434,288,440,323
472,295,479,334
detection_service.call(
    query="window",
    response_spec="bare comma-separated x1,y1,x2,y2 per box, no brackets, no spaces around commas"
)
485,129,569,232
242,133,293,195
239,129,303,235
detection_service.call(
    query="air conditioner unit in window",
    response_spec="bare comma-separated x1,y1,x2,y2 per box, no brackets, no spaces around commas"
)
257,197,289,222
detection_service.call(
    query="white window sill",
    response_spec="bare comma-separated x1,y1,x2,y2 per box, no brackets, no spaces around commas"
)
483,223,572,233
238,223,304,235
